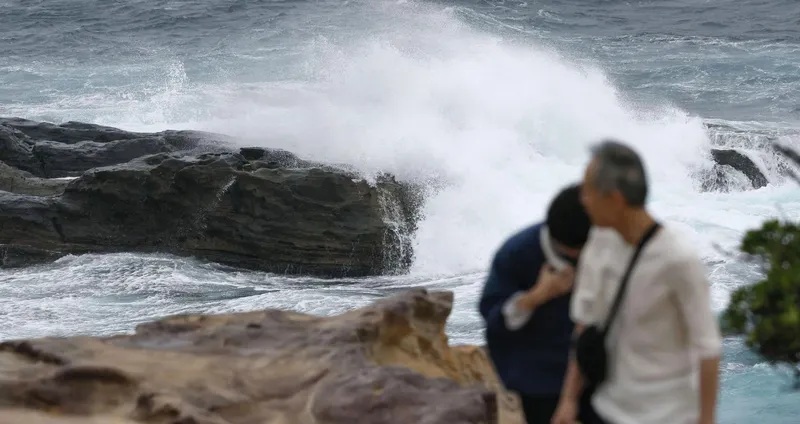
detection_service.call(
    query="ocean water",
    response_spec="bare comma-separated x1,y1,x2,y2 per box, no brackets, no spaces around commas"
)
1,0,799,422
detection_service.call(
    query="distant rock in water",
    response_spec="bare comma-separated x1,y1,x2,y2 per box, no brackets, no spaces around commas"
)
0,289,523,424
701,148,769,192
711,149,769,188
0,117,422,277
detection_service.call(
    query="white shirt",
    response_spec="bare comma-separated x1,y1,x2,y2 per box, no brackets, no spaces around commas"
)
571,225,723,424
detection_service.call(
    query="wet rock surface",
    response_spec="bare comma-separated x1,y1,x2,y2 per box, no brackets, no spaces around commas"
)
0,118,421,277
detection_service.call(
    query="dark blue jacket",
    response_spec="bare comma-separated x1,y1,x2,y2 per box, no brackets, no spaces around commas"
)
478,223,574,397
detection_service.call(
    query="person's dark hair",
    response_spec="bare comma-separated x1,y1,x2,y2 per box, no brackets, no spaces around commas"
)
546,183,591,248
589,139,648,207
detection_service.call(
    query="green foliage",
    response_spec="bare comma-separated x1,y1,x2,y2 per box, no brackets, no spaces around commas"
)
721,145,800,368
722,219,800,363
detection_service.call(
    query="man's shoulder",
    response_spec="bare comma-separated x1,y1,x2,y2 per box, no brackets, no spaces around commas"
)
636,224,711,289
493,223,544,262
587,226,620,244
652,224,705,264
574,227,617,282
578,223,704,273
581,226,623,257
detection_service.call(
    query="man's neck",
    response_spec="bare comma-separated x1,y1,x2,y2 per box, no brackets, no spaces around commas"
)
613,208,656,245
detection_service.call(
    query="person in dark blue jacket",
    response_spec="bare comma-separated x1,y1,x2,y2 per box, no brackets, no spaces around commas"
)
479,183,597,424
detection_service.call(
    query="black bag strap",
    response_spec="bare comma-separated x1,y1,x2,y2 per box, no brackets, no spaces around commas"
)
601,221,661,333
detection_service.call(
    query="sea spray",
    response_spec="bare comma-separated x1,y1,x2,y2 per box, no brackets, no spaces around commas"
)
182,1,716,275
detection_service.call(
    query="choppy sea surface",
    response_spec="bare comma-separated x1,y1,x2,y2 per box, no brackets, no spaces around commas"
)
1,1,799,422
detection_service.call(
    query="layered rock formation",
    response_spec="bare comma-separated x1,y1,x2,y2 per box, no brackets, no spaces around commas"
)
0,117,228,178
0,118,421,277
0,289,523,424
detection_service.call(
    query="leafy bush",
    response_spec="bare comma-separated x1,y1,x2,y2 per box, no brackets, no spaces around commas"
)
721,143,800,382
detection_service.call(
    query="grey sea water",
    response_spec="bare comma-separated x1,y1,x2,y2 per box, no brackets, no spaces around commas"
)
1,0,800,422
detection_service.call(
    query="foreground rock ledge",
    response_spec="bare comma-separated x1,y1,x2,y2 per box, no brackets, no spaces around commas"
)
0,289,522,424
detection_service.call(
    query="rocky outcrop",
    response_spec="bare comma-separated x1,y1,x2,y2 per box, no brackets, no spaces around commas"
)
711,149,769,188
0,117,230,178
0,117,154,144
701,123,775,191
0,150,420,276
0,289,523,424
702,148,769,192
0,117,230,148
0,118,422,277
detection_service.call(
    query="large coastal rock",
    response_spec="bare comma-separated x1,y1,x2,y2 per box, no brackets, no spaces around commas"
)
0,118,421,277
0,289,523,424
0,150,420,276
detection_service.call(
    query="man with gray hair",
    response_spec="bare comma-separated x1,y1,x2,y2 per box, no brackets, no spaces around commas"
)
552,140,722,424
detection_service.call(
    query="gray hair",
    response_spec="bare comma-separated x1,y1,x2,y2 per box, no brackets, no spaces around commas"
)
589,140,648,206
